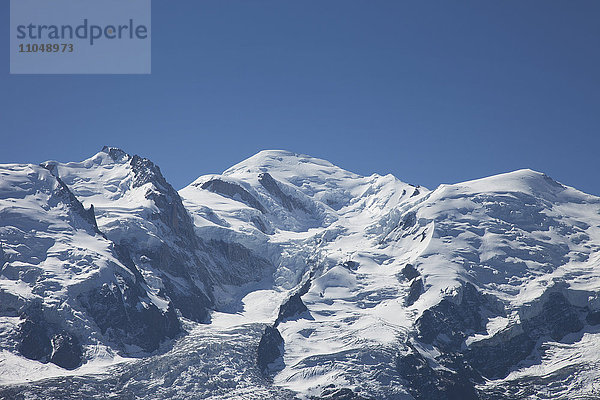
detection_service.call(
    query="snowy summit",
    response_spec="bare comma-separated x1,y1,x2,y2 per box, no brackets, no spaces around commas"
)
1,148,600,399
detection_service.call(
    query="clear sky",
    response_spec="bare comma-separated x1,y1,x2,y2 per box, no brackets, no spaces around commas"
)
1,1,599,194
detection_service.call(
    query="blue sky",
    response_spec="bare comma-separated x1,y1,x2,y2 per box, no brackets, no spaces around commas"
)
1,1,599,194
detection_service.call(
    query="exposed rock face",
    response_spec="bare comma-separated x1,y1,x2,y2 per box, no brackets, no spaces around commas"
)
2,151,600,400
397,346,480,400
259,172,309,213
405,278,424,307
416,283,489,350
528,292,584,341
201,178,266,213
49,332,82,370
18,315,52,363
276,293,309,325
0,243,5,268
0,161,186,370
18,305,83,370
275,279,311,325
205,239,273,289
129,153,197,241
342,260,359,271
78,278,181,353
316,386,370,400
587,310,600,325
275,281,310,326
120,239,211,323
53,175,102,235
465,289,587,379
45,147,214,323
117,150,214,323
401,264,420,281
410,281,592,395
257,326,284,375
40,162,101,235
465,331,535,380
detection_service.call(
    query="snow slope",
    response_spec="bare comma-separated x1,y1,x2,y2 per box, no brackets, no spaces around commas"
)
182,153,600,399
0,162,180,381
1,149,600,400
42,147,214,322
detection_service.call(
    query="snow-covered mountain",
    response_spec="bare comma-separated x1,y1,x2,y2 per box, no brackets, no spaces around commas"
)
1,148,599,399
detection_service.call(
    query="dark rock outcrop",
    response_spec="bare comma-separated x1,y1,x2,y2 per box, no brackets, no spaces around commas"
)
49,332,82,370
276,293,309,325
465,332,535,379
525,291,583,341
402,212,417,230
206,239,273,288
416,283,487,350
413,282,588,392
341,261,359,271
18,316,52,363
405,278,424,307
316,386,370,400
201,178,266,213
464,291,585,379
0,242,5,267
397,345,480,400
275,279,312,325
129,154,197,240
257,326,284,375
128,241,211,323
40,163,102,236
258,172,309,213
103,148,214,323
586,310,600,325
18,305,83,370
78,277,181,354
401,264,420,281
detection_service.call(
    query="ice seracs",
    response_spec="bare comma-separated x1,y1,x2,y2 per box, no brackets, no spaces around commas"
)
0,162,180,379
1,148,600,400
43,146,214,322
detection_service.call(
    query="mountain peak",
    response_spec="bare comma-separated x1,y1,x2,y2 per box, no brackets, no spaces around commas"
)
223,150,338,177
100,146,130,163
438,168,568,199
3,149,600,399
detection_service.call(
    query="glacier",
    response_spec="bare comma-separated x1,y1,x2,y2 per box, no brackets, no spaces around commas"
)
1,148,599,399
